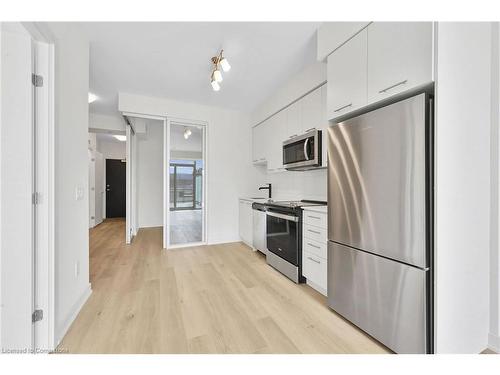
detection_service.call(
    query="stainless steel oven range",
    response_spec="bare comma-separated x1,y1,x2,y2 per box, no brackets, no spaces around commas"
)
265,200,326,283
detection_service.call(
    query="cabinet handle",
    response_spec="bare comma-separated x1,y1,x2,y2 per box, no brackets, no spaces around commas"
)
307,257,321,264
307,215,321,220
307,242,321,249
379,79,408,94
334,103,352,113
308,229,321,235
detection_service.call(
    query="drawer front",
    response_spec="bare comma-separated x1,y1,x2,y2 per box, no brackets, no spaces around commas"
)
303,211,327,229
303,238,327,259
303,224,327,243
302,251,327,291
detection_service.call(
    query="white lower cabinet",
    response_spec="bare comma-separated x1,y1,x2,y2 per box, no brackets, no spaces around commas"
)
303,252,327,293
302,207,328,296
239,199,253,247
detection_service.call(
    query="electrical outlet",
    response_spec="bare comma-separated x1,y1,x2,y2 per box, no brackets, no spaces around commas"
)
75,261,80,277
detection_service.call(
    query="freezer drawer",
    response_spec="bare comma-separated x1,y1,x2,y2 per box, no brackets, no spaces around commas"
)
328,241,429,353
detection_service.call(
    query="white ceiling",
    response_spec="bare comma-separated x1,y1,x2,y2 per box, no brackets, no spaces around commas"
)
78,22,320,116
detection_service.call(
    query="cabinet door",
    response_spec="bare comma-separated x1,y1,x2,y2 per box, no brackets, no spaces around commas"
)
252,121,268,164
285,101,301,139
239,201,252,245
300,87,323,134
267,110,286,172
327,28,368,120
252,126,259,163
367,22,433,103
320,85,328,167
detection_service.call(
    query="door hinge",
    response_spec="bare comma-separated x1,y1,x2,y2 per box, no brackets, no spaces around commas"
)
32,73,43,87
32,192,41,205
32,309,43,323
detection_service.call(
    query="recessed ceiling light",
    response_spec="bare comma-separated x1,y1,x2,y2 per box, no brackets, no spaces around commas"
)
88,93,98,103
113,135,126,142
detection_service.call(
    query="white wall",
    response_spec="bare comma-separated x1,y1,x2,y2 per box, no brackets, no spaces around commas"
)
490,22,500,353
251,61,326,125
47,23,91,345
435,22,492,353
0,22,34,350
136,124,164,228
119,93,254,244
96,139,126,160
89,112,126,134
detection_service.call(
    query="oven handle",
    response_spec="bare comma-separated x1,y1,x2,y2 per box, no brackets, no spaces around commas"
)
266,211,299,222
304,138,310,161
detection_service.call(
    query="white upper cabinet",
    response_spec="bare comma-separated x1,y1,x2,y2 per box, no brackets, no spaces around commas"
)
320,85,328,167
327,28,368,119
252,121,269,164
299,86,323,134
251,84,327,171
285,101,301,140
317,22,371,61
367,22,433,103
267,110,286,172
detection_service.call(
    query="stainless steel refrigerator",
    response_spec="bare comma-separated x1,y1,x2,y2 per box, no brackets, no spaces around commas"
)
327,93,433,354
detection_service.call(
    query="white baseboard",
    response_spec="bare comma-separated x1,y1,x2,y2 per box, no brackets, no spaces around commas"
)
55,283,92,347
489,332,500,353
208,238,241,246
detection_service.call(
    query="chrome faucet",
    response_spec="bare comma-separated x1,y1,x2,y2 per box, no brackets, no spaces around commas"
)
258,183,272,199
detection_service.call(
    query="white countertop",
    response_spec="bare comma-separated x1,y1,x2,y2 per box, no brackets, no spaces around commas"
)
302,205,328,214
239,197,269,202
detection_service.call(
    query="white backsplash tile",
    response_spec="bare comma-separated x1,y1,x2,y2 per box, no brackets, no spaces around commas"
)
253,167,327,201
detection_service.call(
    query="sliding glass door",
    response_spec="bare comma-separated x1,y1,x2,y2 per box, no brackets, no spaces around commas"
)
170,161,195,210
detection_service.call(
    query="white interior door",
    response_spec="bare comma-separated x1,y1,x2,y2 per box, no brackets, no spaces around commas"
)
0,24,34,351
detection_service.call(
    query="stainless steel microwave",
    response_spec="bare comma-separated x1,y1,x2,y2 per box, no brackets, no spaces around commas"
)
283,129,322,171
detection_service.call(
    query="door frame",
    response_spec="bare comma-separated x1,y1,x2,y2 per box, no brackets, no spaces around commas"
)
120,113,208,250
167,118,208,249
2,22,57,352
31,24,56,353
122,112,169,248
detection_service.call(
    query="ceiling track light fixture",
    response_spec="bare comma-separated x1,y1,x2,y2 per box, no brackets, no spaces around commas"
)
210,49,231,92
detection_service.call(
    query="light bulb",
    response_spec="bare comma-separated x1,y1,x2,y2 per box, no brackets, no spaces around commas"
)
213,69,223,83
113,135,126,142
220,57,231,72
184,133,189,139
211,79,220,91
88,93,98,103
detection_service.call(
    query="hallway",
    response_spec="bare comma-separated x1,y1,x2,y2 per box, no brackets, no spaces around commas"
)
58,219,389,354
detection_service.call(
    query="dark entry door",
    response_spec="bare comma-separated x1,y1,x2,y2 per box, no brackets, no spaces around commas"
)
106,159,126,218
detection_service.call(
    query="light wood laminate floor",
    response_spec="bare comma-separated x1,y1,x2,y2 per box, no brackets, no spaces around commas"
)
58,218,390,354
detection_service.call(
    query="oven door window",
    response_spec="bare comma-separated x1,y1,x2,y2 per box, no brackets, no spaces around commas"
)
266,214,298,265
283,137,315,165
